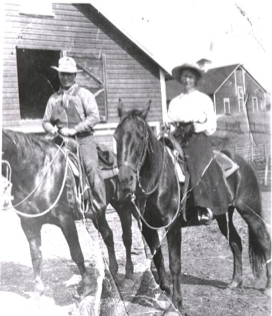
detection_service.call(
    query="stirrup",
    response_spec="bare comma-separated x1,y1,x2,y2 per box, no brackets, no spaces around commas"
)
197,208,213,225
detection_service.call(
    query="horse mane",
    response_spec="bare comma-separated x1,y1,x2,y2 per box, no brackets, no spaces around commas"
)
121,109,154,133
120,109,143,122
2,129,51,161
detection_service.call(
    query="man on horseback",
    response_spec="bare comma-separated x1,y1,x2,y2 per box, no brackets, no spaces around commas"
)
166,62,231,224
42,56,107,215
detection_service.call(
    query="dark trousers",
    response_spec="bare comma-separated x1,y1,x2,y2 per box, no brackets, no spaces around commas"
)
78,135,106,210
183,133,230,216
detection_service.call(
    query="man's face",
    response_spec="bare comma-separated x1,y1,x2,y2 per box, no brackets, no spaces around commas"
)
58,72,76,90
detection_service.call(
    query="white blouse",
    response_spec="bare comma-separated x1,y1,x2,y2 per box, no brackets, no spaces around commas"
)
167,90,216,136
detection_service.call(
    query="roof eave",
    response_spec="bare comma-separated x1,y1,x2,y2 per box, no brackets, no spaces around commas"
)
89,1,168,74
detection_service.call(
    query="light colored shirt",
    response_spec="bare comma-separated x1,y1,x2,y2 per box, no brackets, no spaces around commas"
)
42,84,100,134
167,90,216,136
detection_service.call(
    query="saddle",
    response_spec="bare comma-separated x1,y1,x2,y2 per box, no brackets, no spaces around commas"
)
160,134,239,222
50,135,118,215
161,134,239,180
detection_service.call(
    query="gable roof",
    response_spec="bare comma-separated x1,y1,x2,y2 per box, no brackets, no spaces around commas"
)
88,1,211,75
198,64,240,95
198,64,267,94
88,1,269,91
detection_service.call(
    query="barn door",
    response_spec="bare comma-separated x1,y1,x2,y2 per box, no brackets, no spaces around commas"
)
62,51,108,122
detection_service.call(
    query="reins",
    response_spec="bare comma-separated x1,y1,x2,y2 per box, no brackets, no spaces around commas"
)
119,119,183,230
136,129,166,196
11,156,69,218
130,168,183,230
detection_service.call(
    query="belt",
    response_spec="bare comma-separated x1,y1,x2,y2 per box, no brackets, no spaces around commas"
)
70,131,93,139
176,122,192,128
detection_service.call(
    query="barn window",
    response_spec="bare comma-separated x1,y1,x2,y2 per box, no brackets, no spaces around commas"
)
16,48,61,119
252,97,259,112
64,52,108,122
223,98,230,114
19,2,54,16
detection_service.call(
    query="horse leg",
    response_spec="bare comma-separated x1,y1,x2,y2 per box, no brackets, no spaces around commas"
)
141,223,171,296
216,207,243,289
112,201,134,279
92,210,119,278
59,216,92,297
167,220,182,312
20,220,45,296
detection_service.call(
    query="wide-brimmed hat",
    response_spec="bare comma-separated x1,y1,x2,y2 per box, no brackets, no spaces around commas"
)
171,62,204,83
51,57,83,73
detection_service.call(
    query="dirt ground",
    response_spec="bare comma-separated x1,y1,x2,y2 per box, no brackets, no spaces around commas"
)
0,192,271,316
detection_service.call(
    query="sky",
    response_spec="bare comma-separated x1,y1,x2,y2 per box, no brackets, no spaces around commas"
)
89,0,271,91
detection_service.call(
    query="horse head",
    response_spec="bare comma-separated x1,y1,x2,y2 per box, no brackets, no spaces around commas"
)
114,99,151,200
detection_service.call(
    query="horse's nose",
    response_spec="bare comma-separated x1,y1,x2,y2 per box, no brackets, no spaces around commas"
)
119,174,134,189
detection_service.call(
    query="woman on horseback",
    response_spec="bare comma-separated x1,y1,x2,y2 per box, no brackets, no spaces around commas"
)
167,62,231,224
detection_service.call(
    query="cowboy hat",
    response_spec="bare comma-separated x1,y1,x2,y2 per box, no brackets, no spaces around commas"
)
51,57,83,73
171,62,204,83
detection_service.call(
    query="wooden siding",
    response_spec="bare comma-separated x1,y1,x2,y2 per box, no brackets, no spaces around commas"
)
244,73,265,111
2,3,162,130
214,73,239,114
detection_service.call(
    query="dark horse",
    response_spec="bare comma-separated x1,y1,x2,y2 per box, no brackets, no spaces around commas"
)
114,100,271,312
1,129,134,297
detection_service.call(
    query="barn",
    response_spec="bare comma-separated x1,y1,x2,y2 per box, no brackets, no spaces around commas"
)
166,63,267,115
198,64,267,114
2,2,169,149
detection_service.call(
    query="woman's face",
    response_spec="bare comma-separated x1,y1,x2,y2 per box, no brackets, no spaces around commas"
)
180,69,197,92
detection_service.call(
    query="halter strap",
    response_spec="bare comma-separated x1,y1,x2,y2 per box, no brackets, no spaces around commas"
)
118,119,148,174
118,161,137,173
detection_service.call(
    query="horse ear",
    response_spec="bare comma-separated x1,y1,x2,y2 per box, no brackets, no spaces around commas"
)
141,100,152,119
118,98,126,119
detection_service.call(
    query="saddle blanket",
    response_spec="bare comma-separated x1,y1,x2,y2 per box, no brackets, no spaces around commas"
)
67,156,118,180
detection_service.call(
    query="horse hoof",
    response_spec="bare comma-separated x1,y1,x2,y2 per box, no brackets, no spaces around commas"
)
34,281,45,296
227,280,243,289
125,261,134,279
171,298,183,314
125,271,133,280
161,284,172,297
262,288,271,296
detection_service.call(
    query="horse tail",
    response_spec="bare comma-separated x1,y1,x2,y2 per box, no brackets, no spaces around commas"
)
248,227,266,278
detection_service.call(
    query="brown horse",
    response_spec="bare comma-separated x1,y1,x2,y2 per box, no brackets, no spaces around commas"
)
114,100,271,312
1,129,134,297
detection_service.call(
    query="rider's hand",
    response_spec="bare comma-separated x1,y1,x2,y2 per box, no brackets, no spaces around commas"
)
60,128,77,136
161,122,170,132
193,122,205,133
51,126,58,135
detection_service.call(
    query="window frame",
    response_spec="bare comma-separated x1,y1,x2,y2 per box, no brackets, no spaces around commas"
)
19,2,54,17
15,48,108,131
223,98,230,114
252,97,259,112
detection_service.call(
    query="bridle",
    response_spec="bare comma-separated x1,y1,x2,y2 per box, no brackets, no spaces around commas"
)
118,118,165,196
117,117,184,231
